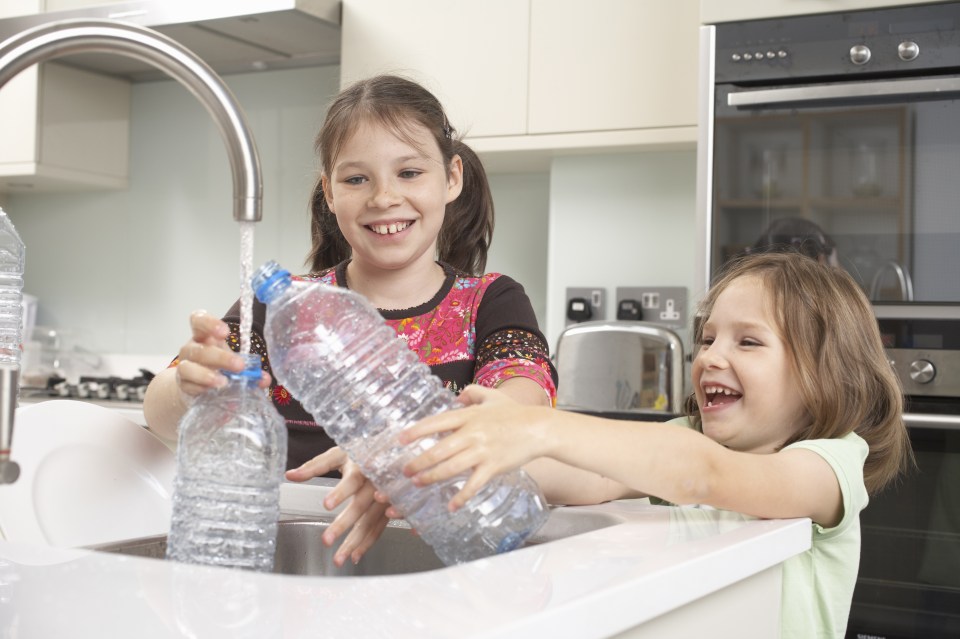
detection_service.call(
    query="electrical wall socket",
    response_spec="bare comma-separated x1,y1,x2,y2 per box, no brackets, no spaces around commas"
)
615,286,687,330
564,287,606,326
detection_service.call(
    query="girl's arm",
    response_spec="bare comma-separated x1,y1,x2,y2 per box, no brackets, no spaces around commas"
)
143,311,257,442
402,386,844,527
452,381,641,505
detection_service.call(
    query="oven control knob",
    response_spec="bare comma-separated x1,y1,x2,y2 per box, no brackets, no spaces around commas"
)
850,44,872,65
909,359,936,384
898,41,920,61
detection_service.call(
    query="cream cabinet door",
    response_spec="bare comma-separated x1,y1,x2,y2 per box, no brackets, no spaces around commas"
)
528,0,699,135
701,0,945,23
340,0,530,139
0,1,41,17
0,63,130,191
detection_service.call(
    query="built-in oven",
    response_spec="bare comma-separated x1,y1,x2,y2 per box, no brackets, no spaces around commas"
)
853,317,960,639
696,1,960,321
696,4,960,637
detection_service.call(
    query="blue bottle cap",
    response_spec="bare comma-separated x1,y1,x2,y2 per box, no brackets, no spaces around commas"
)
252,260,291,303
222,352,263,380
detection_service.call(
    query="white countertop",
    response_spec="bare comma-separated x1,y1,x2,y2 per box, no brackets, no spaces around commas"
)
0,482,811,638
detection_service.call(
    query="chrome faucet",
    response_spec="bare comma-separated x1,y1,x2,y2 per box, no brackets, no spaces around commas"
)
0,19,264,483
869,259,915,302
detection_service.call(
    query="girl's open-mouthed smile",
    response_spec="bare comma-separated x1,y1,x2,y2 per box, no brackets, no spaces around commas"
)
701,384,743,409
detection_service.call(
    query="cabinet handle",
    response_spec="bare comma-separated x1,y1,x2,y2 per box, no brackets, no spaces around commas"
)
728,77,960,108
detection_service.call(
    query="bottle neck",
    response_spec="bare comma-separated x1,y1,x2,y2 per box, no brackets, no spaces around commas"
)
223,353,262,385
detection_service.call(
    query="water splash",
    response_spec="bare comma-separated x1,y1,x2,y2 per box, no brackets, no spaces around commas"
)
239,221,255,355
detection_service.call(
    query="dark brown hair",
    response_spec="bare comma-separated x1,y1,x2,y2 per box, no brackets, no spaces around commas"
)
687,252,913,495
306,75,494,275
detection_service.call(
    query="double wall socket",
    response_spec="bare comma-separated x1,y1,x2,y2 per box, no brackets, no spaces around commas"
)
615,286,687,330
564,287,606,326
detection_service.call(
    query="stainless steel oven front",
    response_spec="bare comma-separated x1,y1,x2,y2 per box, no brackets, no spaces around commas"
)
696,1,960,322
853,317,960,639
696,5,960,637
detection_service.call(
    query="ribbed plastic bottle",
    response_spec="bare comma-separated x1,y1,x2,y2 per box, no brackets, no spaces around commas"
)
166,353,288,571
0,208,25,366
252,260,549,566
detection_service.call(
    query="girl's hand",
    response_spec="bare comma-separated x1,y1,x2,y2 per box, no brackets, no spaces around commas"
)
285,447,392,567
174,310,270,399
399,385,551,511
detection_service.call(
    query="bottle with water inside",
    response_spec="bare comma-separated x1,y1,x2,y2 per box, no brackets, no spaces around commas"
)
0,208,25,366
166,353,287,571
251,260,549,566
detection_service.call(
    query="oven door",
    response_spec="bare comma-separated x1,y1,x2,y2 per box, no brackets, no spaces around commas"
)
707,73,960,312
848,410,960,639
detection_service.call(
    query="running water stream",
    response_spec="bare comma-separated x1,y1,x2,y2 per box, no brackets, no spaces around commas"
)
239,221,255,355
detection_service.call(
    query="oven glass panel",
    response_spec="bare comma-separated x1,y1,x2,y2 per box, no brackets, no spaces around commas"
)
848,425,960,638
711,85,960,305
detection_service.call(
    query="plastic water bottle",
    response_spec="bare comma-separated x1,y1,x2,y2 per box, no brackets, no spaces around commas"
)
251,260,549,566
0,208,25,366
166,353,288,571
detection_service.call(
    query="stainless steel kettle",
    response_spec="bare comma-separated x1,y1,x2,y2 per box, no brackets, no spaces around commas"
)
554,320,685,416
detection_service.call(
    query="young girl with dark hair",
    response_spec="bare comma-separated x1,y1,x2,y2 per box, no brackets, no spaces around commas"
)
143,74,557,565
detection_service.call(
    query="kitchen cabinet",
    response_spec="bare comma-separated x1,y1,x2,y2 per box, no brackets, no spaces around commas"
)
1,1,41,18
701,0,945,24
340,0,699,172
0,62,131,192
340,0,529,140
528,0,698,136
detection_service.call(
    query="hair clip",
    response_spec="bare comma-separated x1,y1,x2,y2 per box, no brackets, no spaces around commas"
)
442,122,453,140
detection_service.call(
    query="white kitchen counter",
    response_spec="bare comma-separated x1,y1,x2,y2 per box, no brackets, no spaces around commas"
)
0,482,810,638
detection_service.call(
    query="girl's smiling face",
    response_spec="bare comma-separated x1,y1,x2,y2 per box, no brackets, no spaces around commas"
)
321,119,462,273
692,274,810,453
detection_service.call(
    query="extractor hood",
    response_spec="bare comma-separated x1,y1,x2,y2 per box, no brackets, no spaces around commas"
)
0,0,341,82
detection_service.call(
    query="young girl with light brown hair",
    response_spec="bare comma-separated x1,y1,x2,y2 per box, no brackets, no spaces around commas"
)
399,251,913,638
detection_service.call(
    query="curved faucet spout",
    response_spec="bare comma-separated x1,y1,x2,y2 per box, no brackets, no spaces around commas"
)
0,18,264,483
0,18,262,222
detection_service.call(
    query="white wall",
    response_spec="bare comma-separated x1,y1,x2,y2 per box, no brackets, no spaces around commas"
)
8,65,339,358
486,172,550,326
544,150,699,352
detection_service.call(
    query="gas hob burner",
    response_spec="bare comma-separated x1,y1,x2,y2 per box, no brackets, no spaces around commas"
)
30,369,155,403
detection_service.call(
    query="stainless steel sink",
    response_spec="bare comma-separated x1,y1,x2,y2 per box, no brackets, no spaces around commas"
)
88,507,624,576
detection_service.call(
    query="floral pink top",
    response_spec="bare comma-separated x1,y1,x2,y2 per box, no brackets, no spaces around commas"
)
217,261,557,470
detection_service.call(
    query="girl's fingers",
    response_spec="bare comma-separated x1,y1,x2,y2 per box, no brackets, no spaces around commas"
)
410,448,481,487
285,447,346,483
385,505,404,519
332,498,389,566
324,468,368,511
402,434,470,476
344,505,390,565
175,360,227,393
188,310,228,341
323,481,376,547
398,412,463,445
448,467,497,511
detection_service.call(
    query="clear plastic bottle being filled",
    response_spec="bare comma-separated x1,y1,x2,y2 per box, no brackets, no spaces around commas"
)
166,353,287,571
251,260,549,566
0,208,25,367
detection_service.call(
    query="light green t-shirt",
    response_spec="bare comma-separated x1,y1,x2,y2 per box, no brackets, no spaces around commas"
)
659,417,869,639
